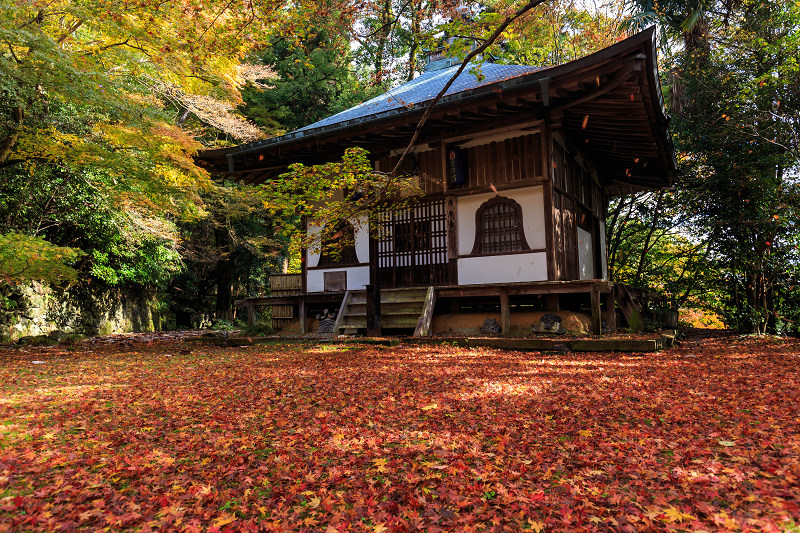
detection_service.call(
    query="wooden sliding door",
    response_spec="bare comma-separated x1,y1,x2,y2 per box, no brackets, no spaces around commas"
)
376,198,450,287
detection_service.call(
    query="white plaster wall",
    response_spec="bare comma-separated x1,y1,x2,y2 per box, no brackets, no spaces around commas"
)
457,252,548,285
306,216,370,292
306,266,371,293
577,226,595,280
455,187,546,256
306,216,370,268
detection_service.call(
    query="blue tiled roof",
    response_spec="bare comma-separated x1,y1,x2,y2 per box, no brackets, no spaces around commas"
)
295,63,543,132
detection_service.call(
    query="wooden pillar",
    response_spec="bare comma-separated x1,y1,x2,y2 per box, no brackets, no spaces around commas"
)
546,294,560,311
298,296,307,335
605,290,617,333
366,284,381,337
500,288,510,336
590,289,601,335
541,122,557,281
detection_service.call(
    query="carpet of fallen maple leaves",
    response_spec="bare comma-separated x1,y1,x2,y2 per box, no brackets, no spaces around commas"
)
0,332,799,532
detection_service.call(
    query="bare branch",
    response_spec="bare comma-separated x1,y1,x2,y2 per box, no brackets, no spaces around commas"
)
391,0,550,178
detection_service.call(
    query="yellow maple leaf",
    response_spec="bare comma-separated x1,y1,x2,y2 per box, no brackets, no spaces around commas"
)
529,520,545,532
308,496,321,508
578,429,592,438
421,403,438,411
212,513,237,527
373,458,389,473
373,522,388,533
662,506,695,523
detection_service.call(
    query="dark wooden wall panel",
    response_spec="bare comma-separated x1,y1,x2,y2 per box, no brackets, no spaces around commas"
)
553,191,564,280
564,196,577,280
416,148,445,194
377,133,543,194
551,137,610,281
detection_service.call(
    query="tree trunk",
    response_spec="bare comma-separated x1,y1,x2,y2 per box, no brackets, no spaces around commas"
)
214,226,234,320
0,106,24,164
634,190,665,285
407,0,421,81
373,0,393,85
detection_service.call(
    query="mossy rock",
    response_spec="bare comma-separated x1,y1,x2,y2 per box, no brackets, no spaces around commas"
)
47,330,67,341
17,335,59,347
58,334,87,345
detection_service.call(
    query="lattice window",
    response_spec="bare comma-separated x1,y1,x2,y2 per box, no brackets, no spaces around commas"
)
317,222,359,267
376,199,450,287
395,220,432,253
471,196,530,255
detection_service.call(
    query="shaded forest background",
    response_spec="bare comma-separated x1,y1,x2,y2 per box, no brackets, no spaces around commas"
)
0,0,798,336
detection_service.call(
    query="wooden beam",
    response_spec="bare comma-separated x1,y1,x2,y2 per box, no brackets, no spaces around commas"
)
435,280,611,298
414,286,437,337
591,289,602,335
605,290,617,333
299,296,307,335
500,288,511,336
542,122,557,281
366,284,381,336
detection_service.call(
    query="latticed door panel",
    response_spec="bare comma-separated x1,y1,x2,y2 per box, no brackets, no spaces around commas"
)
376,199,449,287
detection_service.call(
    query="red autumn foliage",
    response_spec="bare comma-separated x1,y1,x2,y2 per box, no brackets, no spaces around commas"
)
0,332,798,531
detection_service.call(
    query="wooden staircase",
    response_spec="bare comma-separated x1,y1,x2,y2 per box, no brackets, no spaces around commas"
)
334,287,435,337
614,283,644,331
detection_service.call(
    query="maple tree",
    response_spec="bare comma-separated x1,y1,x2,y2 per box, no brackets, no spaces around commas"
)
0,233,82,285
0,0,293,308
0,334,798,530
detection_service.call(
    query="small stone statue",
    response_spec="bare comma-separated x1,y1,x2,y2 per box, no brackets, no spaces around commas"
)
480,318,501,334
533,313,564,334
315,309,338,335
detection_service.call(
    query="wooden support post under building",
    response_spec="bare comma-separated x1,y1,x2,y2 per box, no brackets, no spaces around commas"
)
500,289,511,336
605,290,617,333
365,284,381,337
546,294,560,311
298,297,307,335
590,289,602,335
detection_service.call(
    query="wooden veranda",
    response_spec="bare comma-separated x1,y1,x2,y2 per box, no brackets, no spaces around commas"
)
236,278,618,336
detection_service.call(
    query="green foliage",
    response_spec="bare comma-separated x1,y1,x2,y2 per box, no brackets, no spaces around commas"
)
491,0,627,66
268,147,424,255
0,232,82,284
0,163,183,290
625,0,800,333
607,192,719,313
89,238,182,287
241,25,378,133
169,181,289,321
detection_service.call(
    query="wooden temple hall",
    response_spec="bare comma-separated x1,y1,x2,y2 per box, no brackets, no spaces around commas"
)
199,28,678,336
